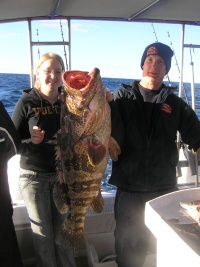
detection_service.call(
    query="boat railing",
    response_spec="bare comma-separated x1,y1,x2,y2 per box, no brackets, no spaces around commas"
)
27,18,71,87
178,25,200,188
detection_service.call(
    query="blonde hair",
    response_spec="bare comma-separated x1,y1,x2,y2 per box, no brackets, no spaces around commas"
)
34,53,65,90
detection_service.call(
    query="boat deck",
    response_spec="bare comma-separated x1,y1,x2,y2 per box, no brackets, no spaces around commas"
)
11,155,199,267
23,233,157,267
24,256,89,267
24,253,156,267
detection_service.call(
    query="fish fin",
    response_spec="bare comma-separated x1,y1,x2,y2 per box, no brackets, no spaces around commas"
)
108,136,121,161
88,138,106,166
90,189,104,213
53,182,70,214
56,220,85,249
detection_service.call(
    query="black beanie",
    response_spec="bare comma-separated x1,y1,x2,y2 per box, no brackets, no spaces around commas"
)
140,42,173,74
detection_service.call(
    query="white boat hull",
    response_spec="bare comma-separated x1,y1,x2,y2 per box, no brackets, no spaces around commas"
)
8,151,198,266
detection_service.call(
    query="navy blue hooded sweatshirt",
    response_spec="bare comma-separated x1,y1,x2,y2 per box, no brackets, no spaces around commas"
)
12,88,60,172
109,80,200,192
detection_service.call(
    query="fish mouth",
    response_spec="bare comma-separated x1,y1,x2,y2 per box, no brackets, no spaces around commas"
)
62,68,101,104
63,68,100,91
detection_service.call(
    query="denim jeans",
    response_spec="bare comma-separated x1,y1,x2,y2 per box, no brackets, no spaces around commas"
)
114,187,178,267
19,169,76,267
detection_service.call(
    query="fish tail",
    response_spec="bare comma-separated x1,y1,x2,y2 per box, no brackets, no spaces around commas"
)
56,220,85,249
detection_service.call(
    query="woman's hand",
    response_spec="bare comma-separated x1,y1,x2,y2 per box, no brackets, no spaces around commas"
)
32,126,45,144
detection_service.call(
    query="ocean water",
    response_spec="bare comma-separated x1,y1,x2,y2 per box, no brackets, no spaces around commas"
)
1,73,200,190
1,73,200,116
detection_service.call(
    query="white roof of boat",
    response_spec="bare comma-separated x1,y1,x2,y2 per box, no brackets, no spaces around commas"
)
1,0,200,25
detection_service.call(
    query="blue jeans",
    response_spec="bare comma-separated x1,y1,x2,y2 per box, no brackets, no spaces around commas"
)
114,187,178,267
19,169,76,267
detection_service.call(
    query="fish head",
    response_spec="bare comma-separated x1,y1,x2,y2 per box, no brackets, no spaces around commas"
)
62,68,101,113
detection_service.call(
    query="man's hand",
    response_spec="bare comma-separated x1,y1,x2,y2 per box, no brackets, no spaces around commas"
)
104,87,113,102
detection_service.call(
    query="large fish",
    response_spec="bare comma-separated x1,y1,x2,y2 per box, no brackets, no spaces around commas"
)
54,67,120,249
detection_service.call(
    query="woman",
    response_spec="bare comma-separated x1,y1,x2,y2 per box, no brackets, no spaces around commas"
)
12,53,76,267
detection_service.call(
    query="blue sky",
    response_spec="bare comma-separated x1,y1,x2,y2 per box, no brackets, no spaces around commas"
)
0,19,200,82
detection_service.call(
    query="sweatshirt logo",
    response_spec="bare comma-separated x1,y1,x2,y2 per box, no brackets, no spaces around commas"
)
161,103,172,114
32,105,60,117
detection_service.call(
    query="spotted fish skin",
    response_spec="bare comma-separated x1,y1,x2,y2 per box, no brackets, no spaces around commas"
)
54,68,120,249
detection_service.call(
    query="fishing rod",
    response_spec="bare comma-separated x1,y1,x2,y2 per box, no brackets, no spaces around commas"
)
151,24,197,179
35,20,68,70
60,20,68,71
151,23,158,42
36,29,40,59
167,28,199,184
151,24,171,86
165,28,197,178
151,24,190,105
167,31,189,105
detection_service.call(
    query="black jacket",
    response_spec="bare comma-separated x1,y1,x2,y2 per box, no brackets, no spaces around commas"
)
0,101,21,208
12,88,60,172
109,80,200,192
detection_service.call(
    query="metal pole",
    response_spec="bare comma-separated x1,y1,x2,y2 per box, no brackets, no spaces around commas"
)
177,24,185,152
190,49,196,110
176,24,185,178
68,19,71,70
189,48,199,187
27,19,34,87
178,24,185,98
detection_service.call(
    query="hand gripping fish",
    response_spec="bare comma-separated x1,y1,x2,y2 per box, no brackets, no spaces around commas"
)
54,68,120,249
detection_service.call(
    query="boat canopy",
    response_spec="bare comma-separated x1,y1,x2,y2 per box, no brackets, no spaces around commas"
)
1,0,200,25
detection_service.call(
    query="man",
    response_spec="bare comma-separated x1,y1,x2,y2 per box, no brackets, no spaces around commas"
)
106,42,200,267
0,101,23,267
